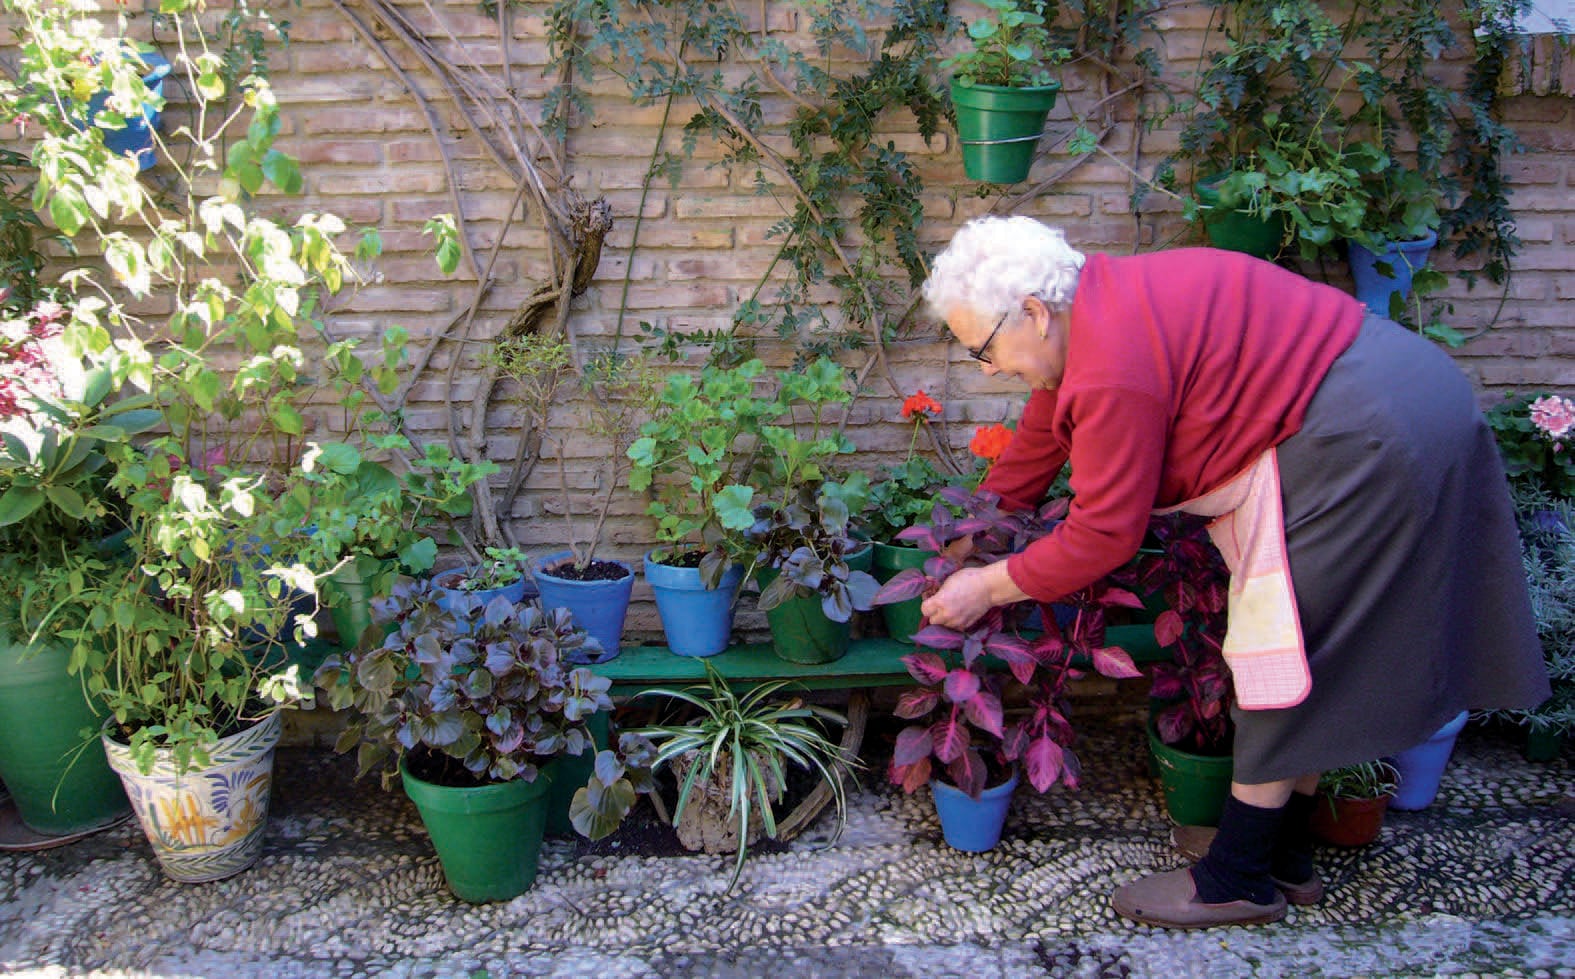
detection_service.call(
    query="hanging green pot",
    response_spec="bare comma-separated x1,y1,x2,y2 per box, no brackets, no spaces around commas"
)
951,78,1061,185
1195,173,1287,260
872,541,933,642
1146,716,1233,827
0,632,129,840
401,759,553,903
755,567,851,665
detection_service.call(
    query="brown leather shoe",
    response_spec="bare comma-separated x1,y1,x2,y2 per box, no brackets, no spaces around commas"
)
1111,867,1287,929
1169,825,1327,905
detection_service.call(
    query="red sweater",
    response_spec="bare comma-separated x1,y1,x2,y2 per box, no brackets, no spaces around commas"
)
985,248,1363,602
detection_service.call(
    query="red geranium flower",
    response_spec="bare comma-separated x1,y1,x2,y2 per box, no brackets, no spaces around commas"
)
901,390,942,420
969,423,1012,462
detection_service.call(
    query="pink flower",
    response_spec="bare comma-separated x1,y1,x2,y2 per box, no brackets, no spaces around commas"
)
1530,395,1575,441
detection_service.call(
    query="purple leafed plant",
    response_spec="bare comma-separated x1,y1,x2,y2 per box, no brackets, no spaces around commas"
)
1111,513,1232,755
873,488,1145,799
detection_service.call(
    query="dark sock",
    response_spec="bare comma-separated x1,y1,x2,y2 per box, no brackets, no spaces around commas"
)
1191,795,1282,905
1271,791,1317,885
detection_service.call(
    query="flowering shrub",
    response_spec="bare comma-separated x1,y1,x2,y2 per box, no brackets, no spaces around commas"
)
0,300,65,418
1487,392,1575,501
873,488,1144,798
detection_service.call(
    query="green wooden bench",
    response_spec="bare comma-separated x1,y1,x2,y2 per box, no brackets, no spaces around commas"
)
589,622,1164,697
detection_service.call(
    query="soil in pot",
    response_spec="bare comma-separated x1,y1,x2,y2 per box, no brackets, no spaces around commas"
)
543,559,632,582
651,549,707,570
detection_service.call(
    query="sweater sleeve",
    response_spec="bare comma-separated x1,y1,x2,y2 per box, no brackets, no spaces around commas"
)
1003,386,1168,602
978,390,1067,511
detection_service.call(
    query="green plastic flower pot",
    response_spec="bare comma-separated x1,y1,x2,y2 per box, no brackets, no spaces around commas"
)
0,633,129,837
1525,725,1564,762
545,711,610,837
1195,173,1287,260
401,760,553,903
324,556,398,650
1147,718,1233,827
755,567,851,665
872,541,933,642
951,78,1061,185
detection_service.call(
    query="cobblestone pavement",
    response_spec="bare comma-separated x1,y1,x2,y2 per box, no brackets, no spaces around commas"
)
1,708,1571,978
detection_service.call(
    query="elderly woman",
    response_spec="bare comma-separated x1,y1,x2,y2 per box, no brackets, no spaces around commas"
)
919,216,1549,929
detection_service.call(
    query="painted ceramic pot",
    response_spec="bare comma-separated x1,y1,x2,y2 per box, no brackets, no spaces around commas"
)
103,710,282,883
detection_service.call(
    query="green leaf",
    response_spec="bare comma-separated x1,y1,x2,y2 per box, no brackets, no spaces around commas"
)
49,188,88,237
197,71,225,100
261,150,303,194
0,487,45,527
714,485,756,531
44,485,86,519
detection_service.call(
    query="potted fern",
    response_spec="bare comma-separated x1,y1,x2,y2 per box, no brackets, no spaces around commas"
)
944,0,1070,184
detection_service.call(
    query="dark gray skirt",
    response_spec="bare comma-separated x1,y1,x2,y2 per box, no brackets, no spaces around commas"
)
1231,315,1551,784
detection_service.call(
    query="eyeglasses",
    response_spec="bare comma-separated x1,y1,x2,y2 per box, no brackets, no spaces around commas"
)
967,310,1009,365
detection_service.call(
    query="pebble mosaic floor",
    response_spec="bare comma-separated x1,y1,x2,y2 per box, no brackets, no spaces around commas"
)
1,707,1571,978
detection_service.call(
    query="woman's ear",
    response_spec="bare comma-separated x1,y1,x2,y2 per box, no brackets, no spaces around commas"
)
1025,295,1052,339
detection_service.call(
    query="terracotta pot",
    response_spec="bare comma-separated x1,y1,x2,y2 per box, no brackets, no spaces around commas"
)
1309,791,1391,847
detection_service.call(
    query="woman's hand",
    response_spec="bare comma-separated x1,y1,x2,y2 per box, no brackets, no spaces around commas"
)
921,562,1026,630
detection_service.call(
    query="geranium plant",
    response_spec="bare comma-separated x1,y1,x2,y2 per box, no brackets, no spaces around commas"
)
1487,392,1575,502
942,0,1070,89
874,488,1144,798
864,390,965,543
736,358,879,623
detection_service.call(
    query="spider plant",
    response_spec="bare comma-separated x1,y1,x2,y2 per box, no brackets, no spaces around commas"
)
629,662,860,891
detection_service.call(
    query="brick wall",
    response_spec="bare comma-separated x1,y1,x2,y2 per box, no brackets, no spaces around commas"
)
5,0,1574,644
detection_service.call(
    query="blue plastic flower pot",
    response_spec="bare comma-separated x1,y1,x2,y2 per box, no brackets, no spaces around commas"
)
531,550,634,664
930,769,1019,852
643,551,743,658
431,566,535,634
87,51,170,171
1389,709,1467,811
1347,230,1437,316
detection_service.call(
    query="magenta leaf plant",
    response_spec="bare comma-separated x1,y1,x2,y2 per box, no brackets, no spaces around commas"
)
1110,513,1233,755
874,490,1147,799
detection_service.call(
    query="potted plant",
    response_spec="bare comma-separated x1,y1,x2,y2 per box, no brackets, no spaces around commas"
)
1343,163,1446,316
432,545,532,607
80,44,171,172
7,1,398,881
509,340,653,663
874,488,1144,851
628,359,785,657
313,580,654,902
943,0,1070,184
625,662,857,891
864,390,965,643
1487,395,1575,761
1308,759,1398,847
1132,514,1234,827
0,301,153,845
284,437,497,651
738,359,879,664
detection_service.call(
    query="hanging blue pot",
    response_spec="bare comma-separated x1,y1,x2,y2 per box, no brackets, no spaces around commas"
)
1389,709,1468,811
86,51,171,172
643,551,743,658
1347,230,1438,316
930,769,1018,852
531,550,634,664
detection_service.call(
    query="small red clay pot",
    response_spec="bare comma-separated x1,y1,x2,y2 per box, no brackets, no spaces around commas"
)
1309,792,1391,847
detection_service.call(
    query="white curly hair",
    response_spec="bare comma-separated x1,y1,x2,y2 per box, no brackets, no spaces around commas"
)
922,217,1086,325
